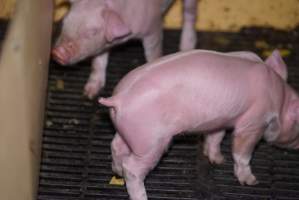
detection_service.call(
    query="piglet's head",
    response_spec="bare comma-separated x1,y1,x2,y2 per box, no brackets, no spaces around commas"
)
52,0,131,65
276,97,299,149
265,50,299,149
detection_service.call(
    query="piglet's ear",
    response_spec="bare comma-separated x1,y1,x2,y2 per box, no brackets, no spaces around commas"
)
265,49,288,81
103,9,131,42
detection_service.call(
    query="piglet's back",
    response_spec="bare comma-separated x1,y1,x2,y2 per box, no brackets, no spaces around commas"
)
113,50,264,100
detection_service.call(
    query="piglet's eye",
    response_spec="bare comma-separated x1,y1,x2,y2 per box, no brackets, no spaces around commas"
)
82,28,98,39
89,28,98,36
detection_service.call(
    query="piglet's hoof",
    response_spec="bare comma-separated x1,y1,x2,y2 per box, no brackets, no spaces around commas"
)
238,173,259,186
209,153,225,165
84,80,104,99
203,149,225,165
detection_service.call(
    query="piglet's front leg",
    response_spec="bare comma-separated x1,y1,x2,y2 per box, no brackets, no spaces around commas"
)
84,52,109,99
142,23,163,62
232,125,263,185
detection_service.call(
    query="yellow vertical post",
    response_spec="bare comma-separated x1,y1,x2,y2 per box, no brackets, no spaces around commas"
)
0,0,53,199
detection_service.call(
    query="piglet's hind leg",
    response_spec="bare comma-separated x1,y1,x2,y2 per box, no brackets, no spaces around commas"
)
179,0,198,51
122,137,171,200
203,130,225,164
111,133,131,177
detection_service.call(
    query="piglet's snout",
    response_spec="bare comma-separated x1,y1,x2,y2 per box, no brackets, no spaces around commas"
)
52,47,69,65
52,42,78,65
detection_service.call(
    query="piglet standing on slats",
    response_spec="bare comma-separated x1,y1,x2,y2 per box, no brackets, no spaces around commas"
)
52,0,198,98
99,49,299,200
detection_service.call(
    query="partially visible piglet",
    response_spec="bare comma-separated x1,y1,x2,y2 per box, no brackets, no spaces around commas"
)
52,0,198,99
99,49,299,200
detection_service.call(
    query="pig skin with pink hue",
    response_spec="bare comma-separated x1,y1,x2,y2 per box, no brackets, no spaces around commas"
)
52,0,198,99
99,49,299,200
